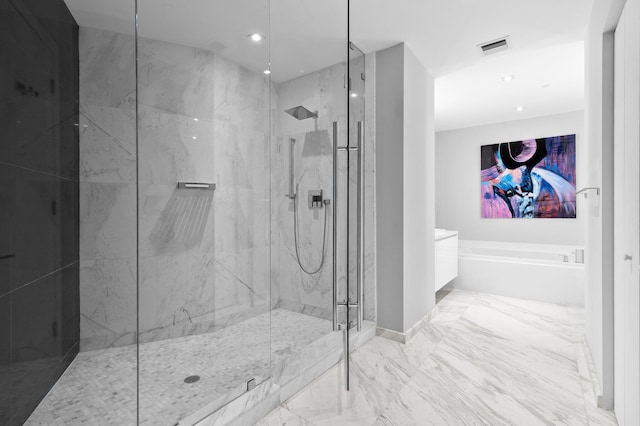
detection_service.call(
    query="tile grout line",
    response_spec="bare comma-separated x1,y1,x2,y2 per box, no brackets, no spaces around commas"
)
369,299,471,425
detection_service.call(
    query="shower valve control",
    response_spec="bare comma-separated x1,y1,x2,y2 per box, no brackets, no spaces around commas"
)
308,190,325,209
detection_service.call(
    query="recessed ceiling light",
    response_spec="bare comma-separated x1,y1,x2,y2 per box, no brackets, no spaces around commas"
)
192,136,197,140
248,33,263,42
515,106,525,112
193,118,199,122
501,75,515,82
263,69,271,75
351,93,358,98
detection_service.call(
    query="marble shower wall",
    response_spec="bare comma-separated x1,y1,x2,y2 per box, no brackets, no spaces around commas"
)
79,27,272,350
271,53,376,322
78,27,137,351
271,62,345,320
362,53,377,322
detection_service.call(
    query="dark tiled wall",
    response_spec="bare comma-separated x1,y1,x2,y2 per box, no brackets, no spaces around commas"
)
0,0,79,424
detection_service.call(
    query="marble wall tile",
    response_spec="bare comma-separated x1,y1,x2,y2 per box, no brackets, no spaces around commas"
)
270,241,333,316
363,52,377,322
79,104,136,183
138,183,215,257
78,27,378,359
270,68,342,313
271,55,376,323
214,54,271,133
214,247,271,305
137,249,270,342
79,26,273,349
79,182,136,261
138,253,216,333
79,27,135,110
79,258,136,351
79,27,137,352
138,184,270,257
137,106,216,185
277,62,347,137
137,37,216,118
213,119,270,193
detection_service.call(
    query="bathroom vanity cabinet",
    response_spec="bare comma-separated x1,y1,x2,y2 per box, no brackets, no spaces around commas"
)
435,229,459,291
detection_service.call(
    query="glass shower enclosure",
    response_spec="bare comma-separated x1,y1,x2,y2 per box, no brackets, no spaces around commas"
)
4,0,373,424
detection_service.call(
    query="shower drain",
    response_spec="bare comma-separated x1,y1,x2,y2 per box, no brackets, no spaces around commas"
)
184,375,200,384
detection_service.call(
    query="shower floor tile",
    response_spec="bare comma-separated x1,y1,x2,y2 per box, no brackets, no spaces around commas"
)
25,309,331,426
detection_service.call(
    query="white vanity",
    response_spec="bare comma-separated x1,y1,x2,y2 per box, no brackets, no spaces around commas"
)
435,229,458,291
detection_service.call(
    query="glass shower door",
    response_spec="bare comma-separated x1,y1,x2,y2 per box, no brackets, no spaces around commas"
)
135,1,272,424
337,41,365,389
268,0,349,396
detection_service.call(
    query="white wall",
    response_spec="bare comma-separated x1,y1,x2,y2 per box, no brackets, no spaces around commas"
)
375,44,405,332
584,0,626,409
435,111,585,246
403,45,435,331
376,43,435,334
613,1,640,423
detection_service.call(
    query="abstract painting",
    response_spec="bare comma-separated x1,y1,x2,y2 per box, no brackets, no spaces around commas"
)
481,134,576,218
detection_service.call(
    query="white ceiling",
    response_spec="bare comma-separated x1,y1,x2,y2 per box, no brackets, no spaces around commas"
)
434,40,585,132
64,0,595,131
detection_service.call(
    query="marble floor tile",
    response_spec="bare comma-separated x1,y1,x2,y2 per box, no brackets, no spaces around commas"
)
418,330,588,425
266,290,618,426
586,405,619,426
436,289,479,307
26,290,617,426
374,368,496,426
256,407,314,426
458,303,575,358
284,363,380,426
428,305,467,327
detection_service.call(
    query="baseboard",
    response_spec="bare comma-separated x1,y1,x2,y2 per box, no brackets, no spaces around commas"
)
376,306,439,344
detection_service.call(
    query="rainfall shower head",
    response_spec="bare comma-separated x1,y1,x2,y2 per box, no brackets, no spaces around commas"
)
285,106,318,120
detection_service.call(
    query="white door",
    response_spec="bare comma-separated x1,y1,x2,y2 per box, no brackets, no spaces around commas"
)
613,0,640,424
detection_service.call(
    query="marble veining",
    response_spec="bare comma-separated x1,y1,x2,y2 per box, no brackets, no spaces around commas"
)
26,309,331,426
79,26,273,349
79,104,136,183
270,53,377,324
260,290,618,426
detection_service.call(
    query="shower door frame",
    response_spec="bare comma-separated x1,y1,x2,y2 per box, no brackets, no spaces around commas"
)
332,40,366,391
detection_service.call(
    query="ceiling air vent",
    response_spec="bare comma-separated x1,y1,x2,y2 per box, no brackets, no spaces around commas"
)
205,40,227,53
478,36,510,56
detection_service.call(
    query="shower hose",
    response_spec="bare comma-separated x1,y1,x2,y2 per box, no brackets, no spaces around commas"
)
293,189,328,275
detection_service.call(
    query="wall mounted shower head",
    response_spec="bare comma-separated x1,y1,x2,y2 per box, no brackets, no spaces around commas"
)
285,106,318,120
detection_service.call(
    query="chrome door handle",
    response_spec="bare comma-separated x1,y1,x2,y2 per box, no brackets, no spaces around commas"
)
332,121,338,331
624,254,633,261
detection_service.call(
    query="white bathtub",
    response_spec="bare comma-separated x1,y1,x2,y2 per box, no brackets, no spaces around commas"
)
452,240,585,306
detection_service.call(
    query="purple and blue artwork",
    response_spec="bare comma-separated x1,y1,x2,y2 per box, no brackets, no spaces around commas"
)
480,134,576,218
